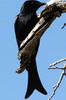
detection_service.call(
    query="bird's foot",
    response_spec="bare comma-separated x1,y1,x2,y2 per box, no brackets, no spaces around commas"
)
54,11,61,17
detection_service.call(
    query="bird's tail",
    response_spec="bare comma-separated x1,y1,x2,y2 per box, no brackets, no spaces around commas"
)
25,58,47,99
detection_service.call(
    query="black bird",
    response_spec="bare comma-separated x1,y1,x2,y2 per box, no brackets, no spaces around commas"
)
14,0,47,99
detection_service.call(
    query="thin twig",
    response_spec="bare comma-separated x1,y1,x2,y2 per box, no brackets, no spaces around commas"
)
48,66,65,69
50,58,66,67
48,62,66,100
61,23,66,29
48,71,64,100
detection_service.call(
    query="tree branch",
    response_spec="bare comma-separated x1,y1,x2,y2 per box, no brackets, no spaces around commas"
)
16,2,66,73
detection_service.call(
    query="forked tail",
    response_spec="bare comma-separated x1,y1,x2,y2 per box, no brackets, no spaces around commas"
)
25,59,47,99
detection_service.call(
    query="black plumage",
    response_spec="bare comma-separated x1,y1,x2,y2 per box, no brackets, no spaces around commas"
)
14,0,47,99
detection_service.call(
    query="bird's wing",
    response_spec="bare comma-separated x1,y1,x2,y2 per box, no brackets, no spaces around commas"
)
14,15,19,34
14,15,24,47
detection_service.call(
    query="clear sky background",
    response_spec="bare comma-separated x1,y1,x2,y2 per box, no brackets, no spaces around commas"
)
0,0,66,100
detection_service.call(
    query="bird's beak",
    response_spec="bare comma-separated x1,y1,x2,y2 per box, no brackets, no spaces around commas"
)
38,2,46,7
41,3,46,5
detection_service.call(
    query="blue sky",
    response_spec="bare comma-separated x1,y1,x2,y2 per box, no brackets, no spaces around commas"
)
0,0,66,100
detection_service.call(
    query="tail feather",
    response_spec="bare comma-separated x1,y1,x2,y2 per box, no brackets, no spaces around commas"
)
25,59,47,99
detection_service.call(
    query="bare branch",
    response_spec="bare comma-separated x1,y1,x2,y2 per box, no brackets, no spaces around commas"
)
48,71,64,100
48,66,65,69
48,62,66,100
49,58,66,67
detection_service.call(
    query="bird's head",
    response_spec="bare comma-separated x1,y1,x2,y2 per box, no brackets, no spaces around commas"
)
20,0,45,14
